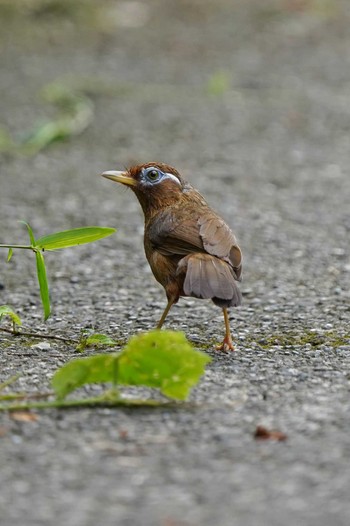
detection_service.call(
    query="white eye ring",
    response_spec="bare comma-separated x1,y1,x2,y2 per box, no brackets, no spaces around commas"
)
164,172,181,186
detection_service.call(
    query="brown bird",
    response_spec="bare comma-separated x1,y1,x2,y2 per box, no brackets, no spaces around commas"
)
101,162,242,351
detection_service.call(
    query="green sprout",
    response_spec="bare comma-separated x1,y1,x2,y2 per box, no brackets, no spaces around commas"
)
0,222,116,319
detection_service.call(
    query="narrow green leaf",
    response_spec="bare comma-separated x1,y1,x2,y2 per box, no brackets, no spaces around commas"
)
35,226,116,251
118,331,211,400
0,374,21,392
19,220,36,246
35,251,51,320
7,248,13,262
85,334,118,347
51,354,120,399
0,305,22,326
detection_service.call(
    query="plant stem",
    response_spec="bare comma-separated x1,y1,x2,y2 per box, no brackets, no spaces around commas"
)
0,392,54,401
0,244,33,250
0,374,21,392
0,327,76,344
0,396,167,412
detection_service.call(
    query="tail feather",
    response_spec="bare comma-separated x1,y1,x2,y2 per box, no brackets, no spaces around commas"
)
177,253,242,308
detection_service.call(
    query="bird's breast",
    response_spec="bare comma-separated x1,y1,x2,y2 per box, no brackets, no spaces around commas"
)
143,234,180,287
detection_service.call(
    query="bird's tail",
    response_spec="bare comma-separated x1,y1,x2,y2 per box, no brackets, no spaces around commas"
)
176,253,242,308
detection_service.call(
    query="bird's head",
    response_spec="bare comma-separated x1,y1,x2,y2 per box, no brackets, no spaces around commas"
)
101,162,190,216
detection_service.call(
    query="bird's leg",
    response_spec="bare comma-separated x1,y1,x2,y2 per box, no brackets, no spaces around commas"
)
216,307,235,351
156,298,175,329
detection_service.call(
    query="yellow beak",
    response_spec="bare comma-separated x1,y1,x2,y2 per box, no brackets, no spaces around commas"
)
101,170,137,187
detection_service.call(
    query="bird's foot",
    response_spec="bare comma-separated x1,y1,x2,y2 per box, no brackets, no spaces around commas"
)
215,335,235,352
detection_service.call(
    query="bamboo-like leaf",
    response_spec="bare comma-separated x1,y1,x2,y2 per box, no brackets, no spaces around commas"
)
0,305,22,326
7,248,13,262
35,227,116,251
35,251,51,320
20,221,36,246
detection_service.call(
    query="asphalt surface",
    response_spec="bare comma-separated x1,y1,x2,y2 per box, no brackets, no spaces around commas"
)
0,1,350,525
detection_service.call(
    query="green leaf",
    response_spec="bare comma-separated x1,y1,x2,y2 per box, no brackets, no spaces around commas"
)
51,331,211,402
18,84,94,155
51,354,120,400
7,248,13,262
20,221,36,246
35,226,116,251
85,334,118,346
19,120,68,154
207,71,230,96
35,251,51,320
75,340,87,353
118,330,211,400
0,305,22,327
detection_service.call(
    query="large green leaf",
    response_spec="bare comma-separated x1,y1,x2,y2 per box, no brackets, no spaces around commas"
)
118,331,211,400
52,354,120,399
35,226,116,251
51,331,211,402
35,251,51,320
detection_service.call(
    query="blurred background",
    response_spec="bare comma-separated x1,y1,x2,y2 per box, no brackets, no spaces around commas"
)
1,3,350,526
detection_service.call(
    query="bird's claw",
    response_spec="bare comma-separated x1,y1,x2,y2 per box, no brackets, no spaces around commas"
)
215,336,235,352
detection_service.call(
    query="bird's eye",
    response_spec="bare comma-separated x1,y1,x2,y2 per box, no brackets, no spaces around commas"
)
146,168,161,182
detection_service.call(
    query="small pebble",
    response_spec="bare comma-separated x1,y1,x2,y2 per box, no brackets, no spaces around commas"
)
30,342,51,350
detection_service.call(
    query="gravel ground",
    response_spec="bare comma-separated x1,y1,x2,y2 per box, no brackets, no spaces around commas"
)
1,1,350,525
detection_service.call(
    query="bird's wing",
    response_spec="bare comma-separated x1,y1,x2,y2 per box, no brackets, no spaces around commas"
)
198,214,242,280
148,211,204,255
148,209,242,280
